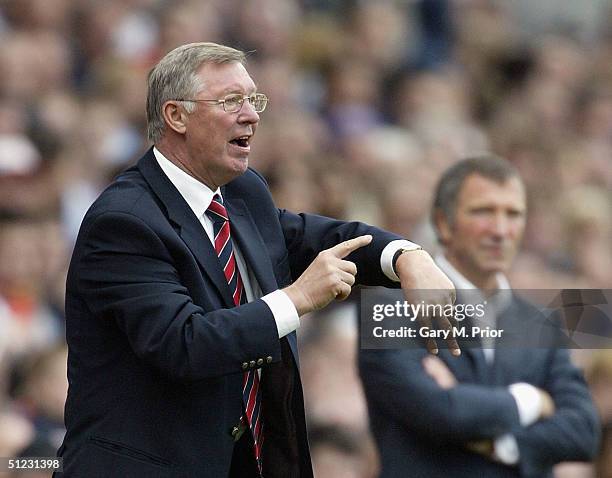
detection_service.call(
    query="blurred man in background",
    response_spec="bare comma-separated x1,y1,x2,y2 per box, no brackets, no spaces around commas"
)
359,155,600,477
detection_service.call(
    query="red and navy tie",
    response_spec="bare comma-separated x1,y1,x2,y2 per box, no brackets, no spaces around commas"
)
206,194,264,473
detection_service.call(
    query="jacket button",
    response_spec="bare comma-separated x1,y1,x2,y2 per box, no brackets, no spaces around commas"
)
256,358,264,366
266,356,273,364
249,360,256,368
242,362,248,370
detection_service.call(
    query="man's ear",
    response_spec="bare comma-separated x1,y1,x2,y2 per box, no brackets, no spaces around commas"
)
162,101,188,135
434,209,452,245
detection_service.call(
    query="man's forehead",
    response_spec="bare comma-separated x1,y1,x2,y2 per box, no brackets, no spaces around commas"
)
459,174,525,203
196,62,257,93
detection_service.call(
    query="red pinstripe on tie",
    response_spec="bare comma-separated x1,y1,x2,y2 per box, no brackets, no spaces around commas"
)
207,195,263,473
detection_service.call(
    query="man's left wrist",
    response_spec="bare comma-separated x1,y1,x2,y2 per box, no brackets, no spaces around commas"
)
380,240,423,282
392,244,423,276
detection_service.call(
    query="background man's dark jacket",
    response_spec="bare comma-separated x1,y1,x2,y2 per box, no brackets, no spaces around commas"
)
359,295,600,477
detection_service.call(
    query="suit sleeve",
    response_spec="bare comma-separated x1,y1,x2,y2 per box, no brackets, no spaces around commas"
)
359,349,522,442
513,349,600,477
72,211,282,382
278,209,403,288
245,167,406,287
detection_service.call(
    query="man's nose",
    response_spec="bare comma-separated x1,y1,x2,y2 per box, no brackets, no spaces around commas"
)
490,213,511,237
238,99,260,124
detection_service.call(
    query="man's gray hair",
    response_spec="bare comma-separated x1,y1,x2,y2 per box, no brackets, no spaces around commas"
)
432,154,522,231
146,42,246,144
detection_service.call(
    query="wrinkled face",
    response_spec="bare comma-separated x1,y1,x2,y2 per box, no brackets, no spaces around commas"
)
437,174,526,283
183,62,260,189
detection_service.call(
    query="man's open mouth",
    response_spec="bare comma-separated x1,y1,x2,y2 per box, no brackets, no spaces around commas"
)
229,135,250,147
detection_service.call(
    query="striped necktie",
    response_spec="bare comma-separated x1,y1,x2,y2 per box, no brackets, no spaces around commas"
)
206,194,264,473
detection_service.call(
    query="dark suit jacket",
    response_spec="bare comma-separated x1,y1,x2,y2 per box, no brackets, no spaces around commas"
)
57,148,402,477
359,295,600,478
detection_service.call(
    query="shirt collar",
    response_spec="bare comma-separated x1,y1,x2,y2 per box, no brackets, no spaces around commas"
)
435,253,511,292
435,253,512,311
153,147,221,219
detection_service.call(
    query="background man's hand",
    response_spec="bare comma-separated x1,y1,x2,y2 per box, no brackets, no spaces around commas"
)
538,388,556,419
466,439,495,458
422,355,457,390
284,235,372,316
395,250,460,356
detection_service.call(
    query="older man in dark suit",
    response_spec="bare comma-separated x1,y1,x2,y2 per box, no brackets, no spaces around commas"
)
55,42,457,478
359,156,600,477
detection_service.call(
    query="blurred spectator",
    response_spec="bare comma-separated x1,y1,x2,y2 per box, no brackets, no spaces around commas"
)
588,350,612,428
11,345,68,450
587,351,612,478
0,409,34,458
596,423,612,478
309,423,378,478
0,214,63,360
300,303,368,430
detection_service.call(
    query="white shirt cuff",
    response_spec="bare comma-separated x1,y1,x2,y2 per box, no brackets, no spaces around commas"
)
493,433,520,465
380,240,422,282
261,290,300,338
509,382,543,427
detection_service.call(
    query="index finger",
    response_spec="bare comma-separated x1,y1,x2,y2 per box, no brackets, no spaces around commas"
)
328,235,373,259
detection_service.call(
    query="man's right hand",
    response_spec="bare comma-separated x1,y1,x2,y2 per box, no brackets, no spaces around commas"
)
284,235,372,316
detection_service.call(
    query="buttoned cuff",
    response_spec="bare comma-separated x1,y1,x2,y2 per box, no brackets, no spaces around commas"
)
380,239,423,282
509,382,543,427
493,433,520,465
262,290,300,338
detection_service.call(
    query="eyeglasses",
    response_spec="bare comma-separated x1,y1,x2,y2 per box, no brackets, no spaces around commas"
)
175,93,268,113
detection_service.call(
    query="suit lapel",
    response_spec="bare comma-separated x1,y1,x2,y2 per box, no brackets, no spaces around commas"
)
137,149,235,307
222,193,278,295
453,289,491,383
448,347,488,384
490,300,524,385
470,348,490,381
223,188,301,364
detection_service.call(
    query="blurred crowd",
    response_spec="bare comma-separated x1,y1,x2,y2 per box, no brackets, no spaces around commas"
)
0,0,610,476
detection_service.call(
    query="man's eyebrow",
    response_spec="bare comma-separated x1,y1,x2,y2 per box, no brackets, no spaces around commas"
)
218,83,258,95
